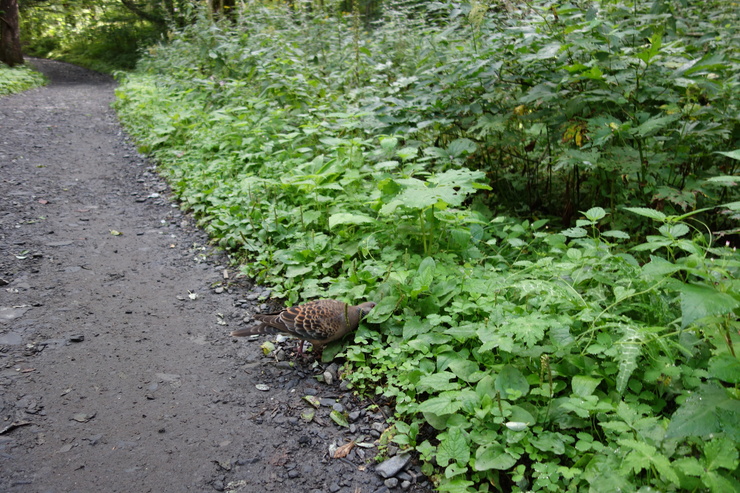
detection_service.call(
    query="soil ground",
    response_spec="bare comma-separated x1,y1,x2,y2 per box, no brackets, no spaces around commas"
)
0,59,430,493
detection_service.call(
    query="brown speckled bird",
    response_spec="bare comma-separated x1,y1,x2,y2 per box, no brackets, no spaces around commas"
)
230,299,376,353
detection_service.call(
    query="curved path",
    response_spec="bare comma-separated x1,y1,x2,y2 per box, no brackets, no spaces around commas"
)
0,59,409,493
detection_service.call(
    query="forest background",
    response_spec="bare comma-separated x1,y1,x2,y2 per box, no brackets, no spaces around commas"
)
2,0,739,491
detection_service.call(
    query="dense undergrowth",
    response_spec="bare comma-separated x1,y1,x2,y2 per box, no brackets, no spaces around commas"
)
114,1,740,491
20,1,161,72
0,62,46,96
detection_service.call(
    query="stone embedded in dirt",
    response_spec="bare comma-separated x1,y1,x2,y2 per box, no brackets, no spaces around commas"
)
71,412,95,423
68,334,84,342
0,305,31,322
375,453,411,478
322,370,334,385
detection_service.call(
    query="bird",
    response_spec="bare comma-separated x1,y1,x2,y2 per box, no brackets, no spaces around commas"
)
230,299,376,354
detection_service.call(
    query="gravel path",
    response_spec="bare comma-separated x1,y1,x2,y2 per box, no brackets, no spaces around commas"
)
0,58,429,493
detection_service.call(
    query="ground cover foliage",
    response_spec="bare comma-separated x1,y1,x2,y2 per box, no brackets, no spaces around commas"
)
0,62,46,95
113,1,740,491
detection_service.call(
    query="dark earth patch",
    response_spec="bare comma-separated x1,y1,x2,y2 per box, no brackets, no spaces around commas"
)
0,58,431,493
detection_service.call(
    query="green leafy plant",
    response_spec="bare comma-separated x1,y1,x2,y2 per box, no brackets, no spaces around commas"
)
0,63,47,96
113,1,740,491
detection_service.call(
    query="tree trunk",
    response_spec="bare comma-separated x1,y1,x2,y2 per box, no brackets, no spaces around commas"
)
0,0,24,67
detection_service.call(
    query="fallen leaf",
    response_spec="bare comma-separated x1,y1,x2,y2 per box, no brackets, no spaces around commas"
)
303,395,321,408
330,410,349,428
261,341,275,355
333,440,355,458
110,230,122,236
38,199,48,204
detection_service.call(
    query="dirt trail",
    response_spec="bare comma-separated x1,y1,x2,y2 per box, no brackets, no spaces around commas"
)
0,59,427,493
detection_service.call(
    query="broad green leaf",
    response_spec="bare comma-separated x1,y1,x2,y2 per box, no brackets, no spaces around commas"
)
633,114,680,137
624,207,667,221
446,138,477,157
708,354,740,384
495,365,529,400
705,175,739,185
328,212,374,228
602,230,630,239
641,255,683,278
448,358,481,383
562,227,587,238
572,375,602,398
666,383,740,439
583,207,606,221
285,265,313,278
436,477,475,493
436,427,470,467
618,438,679,486
419,393,463,416
530,431,566,454
704,438,739,471
671,457,704,477
715,150,740,161
702,470,740,493
474,444,518,471
366,296,398,323
680,283,740,328
412,256,436,293
418,371,460,392
403,317,431,339
477,325,514,353
658,223,689,238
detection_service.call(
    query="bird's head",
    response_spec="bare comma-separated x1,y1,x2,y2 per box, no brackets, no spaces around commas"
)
358,301,377,317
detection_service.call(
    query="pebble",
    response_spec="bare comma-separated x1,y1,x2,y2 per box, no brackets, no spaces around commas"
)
384,478,399,488
323,370,333,385
401,480,411,490
348,411,361,422
371,422,386,433
319,398,336,407
375,453,411,479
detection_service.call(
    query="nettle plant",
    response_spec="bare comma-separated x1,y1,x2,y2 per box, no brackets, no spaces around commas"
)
347,206,739,492
113,2,739,491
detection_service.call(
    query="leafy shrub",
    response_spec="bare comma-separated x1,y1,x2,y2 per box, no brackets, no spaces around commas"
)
0,63,47,96
114,1,740,491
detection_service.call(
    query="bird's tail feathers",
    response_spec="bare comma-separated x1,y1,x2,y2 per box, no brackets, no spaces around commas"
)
229,323,277,337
